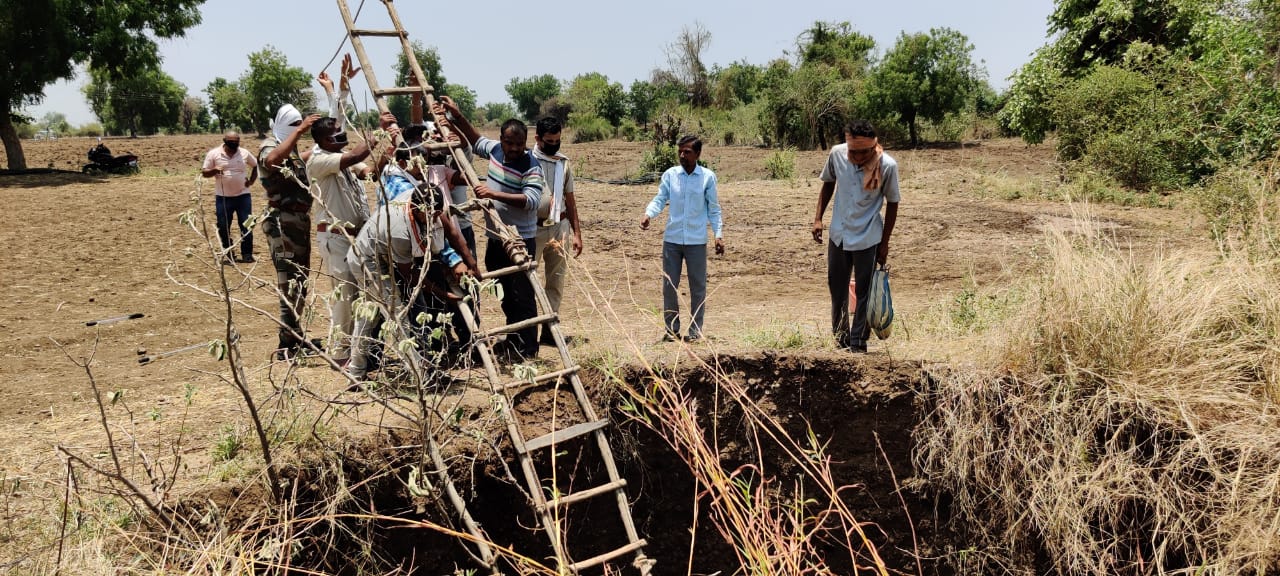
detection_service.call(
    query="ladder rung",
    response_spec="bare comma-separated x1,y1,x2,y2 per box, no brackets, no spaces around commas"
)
483,313,557,339
502,365,580,393
542,479,627,511
374,86,424,96
350,28,404,37
480,261,537,280
569,539,648,572
524,419,609,452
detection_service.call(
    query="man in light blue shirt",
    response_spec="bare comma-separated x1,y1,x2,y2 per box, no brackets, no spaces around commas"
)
812,120,900,353
641,135,725,342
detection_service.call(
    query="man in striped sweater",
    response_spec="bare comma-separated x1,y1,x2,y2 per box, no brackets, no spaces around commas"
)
436,96,544,360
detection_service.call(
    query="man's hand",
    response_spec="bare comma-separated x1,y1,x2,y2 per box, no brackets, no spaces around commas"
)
876,241,889,266
317,71,334,93
473,183,494,199
299,113,322,132
438,95,460,117
451,262,469,282
339,54,361,92
572,233,583,257
812,220,824,244
379,112,398,131
714,238,725,256
640,215,650,230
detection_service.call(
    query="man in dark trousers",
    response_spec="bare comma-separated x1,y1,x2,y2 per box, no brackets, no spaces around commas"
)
811,120,900,353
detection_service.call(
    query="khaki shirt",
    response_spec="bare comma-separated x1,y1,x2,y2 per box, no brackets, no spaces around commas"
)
307,147,371,228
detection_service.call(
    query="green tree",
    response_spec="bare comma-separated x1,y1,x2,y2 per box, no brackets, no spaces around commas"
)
39,111,70,135
797,21,876,78
83,66,186,136
480,102,517,125
179,96,210,134
205,77,252,133
711,61,765,109
387,41,444,122
240,46,314,136
506,74,561,122
863,28,981,146
1047,0,1215,72
627,80,659,126
0,0,203,169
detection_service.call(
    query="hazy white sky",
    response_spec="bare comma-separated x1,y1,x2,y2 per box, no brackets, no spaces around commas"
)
28,0,1055,126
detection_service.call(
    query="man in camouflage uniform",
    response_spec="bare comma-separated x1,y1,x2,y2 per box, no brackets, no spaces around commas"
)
259,106,322,360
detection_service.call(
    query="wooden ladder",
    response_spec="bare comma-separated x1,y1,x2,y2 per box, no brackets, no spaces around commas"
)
337,2,653,574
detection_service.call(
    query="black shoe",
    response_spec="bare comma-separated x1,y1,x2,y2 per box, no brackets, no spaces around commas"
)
239,255,255,263
661,332,678,343
682,333,702,343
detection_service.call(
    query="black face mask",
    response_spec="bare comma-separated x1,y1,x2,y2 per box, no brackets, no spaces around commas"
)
223,140,239,151
332,130,348,146
540,141,560,156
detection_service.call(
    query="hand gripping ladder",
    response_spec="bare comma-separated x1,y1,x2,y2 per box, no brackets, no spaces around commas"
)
337,2,653,574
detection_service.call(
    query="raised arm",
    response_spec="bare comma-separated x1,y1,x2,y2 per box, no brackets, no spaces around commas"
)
436,95,480,144
266,114,321,167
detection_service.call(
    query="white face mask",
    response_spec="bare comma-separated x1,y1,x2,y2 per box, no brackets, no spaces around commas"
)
270,105,302,143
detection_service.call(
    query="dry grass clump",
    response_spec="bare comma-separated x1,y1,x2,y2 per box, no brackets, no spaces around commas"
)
915,210,1280,575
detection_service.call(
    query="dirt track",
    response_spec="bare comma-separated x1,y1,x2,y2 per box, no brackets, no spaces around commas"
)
0,133,1201,571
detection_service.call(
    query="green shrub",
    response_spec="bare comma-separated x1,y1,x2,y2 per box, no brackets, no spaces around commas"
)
617,118,640,142
764,149,796,180
1053,66,1191,191
74,123,104,137
15,123,36,139
639,142,678,174
570,113,613,143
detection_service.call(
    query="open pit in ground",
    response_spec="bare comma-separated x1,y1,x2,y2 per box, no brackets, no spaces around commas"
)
195,353,963,575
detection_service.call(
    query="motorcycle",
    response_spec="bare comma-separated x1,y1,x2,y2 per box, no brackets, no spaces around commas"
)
82,138,139,175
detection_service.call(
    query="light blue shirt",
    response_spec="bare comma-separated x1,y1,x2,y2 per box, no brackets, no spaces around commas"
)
820,144,900,251
644,164,723,246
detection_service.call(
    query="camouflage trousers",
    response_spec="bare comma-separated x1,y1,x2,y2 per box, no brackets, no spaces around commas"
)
262,208,312,350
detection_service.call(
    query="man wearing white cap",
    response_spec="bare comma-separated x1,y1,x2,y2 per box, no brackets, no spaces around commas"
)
259,105,322,360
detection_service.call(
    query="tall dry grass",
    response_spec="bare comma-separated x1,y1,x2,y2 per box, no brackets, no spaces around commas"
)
916,194,1280,574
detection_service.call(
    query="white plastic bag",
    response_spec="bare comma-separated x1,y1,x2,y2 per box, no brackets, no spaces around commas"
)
867,264,894,340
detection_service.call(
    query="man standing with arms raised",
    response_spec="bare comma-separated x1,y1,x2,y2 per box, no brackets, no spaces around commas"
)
202,131,258,264
436,96,543,360
531,116,582,346
812,120,900,354
259,106,321,361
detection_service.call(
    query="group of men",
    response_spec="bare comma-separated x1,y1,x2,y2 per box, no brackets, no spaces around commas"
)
201,61,900,377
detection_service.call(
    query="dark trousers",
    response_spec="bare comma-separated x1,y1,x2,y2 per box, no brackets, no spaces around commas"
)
827,241,878,349
263,209,310,349
662,242,708,338
486,236,538,357
406,258,458,358
215,194,253,258
451,226,478,346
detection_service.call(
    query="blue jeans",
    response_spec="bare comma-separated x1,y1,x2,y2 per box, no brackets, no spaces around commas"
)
662,242,708,338
215,194,253,258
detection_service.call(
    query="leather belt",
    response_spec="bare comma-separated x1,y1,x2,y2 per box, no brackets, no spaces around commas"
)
267,199,311,213
317,222,361,236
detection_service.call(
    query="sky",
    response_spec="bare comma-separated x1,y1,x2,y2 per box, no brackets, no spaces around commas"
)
27,0,1057,126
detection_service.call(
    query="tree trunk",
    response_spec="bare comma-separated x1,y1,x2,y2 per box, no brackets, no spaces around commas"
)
0,110,27,171
907,112,919,148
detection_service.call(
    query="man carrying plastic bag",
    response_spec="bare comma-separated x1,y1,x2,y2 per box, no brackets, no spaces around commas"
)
811,120,900,353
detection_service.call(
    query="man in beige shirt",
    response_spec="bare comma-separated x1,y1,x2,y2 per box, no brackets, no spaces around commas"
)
530,116,583,346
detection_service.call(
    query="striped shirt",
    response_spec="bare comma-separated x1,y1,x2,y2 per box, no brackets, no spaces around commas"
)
474,136,543,239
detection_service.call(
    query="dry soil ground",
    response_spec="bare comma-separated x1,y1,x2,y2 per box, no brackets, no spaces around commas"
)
0,133,1203,573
